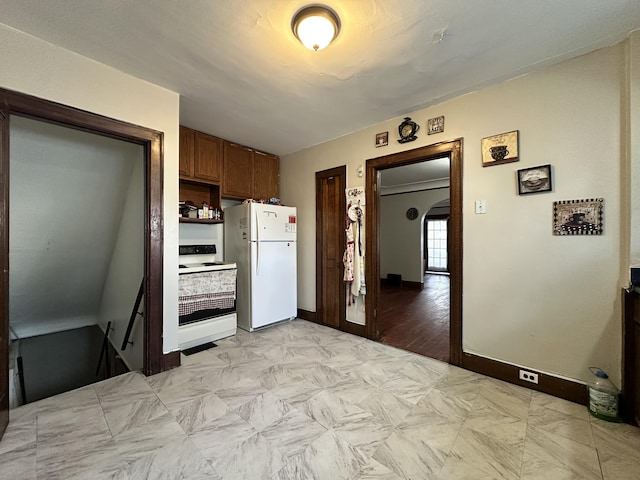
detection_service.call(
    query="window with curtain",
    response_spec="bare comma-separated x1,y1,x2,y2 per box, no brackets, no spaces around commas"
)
427,219,448,272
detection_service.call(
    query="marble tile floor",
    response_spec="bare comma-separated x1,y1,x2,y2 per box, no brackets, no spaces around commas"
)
2,319,639,479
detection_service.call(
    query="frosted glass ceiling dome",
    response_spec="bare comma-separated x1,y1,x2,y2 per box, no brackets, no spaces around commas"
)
292,5,340,51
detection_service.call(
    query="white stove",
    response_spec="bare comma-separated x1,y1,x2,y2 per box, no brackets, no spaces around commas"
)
178,244,238,350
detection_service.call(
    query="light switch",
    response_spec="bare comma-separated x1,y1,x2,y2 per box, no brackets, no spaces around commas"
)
475,200,487,214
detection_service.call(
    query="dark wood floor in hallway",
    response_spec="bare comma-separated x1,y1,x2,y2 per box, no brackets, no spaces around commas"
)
379,273,450,363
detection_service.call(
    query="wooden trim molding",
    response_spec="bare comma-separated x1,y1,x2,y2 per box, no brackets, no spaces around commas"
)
297,308,365,336
162,351,181,371
0,109,9,438
0,87,165,377
462,352,588,405
379,278,423,290
297,308,318,323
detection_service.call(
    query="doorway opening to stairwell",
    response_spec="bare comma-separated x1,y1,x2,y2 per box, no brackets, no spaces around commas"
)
7,116,143,407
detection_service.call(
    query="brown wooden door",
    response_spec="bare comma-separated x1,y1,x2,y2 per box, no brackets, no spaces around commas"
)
178,126,195,178
223,142,254,199
0,109,9,440
316,166,346,329
253,151,279,200
194,132,222,183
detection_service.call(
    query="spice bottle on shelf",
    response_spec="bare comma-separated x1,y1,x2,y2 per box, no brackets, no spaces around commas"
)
202,202,209,219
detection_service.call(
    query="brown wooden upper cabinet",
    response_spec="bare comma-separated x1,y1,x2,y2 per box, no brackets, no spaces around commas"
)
179,126,222,184
179,126,195,177
223,142,254,199
253,150,280,200
223,143,279,200
180,125,279,200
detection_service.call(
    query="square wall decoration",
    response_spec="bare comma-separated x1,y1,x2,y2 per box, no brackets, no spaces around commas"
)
427,116,445,135
517,164,552,195
481,130,519,167
375,131,388,147
553,198,603,235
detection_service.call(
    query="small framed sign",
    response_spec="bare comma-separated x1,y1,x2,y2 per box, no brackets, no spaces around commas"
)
427,116,445,135
517,164,552,195
481,130,519,167
375,131,388,148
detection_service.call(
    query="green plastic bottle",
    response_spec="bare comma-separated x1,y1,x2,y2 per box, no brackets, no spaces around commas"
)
587,367,620,422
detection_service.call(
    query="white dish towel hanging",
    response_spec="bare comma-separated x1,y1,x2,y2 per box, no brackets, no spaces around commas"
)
344,187,366,317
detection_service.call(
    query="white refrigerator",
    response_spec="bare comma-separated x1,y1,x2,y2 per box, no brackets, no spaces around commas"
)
224,203,297,331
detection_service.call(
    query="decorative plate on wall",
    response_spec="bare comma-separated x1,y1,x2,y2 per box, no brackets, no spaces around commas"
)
406,207,419,220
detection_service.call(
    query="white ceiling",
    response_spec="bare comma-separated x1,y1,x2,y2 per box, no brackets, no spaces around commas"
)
1,1,639,156
380,157,449,194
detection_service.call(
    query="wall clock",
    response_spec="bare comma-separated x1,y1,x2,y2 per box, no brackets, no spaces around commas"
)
398,117,419,144
406,207,419,220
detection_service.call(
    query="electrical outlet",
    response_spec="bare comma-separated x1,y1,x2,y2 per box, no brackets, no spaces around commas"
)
519,370,539,384
475,200,487,214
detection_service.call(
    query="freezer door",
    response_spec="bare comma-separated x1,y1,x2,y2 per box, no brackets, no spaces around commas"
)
224,203,250,244
251,204,297,242
250,240,297,328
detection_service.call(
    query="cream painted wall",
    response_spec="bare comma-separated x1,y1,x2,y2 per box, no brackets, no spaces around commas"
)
281,40,634,386
380,189,450,283
179,223,225,260
98,157,144,371
0,24,181,354
10,117,139,339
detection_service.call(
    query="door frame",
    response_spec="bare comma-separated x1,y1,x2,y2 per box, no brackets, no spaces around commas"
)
0,88,165,430
365,139,463,366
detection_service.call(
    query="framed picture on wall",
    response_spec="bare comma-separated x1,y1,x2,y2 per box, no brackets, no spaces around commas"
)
517,164,552,195
427,116,445,135
553,198,603,235
481,130,519,167
375,131,389,148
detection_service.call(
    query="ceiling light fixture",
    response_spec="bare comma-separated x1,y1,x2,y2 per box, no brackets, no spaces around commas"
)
292,5,340,51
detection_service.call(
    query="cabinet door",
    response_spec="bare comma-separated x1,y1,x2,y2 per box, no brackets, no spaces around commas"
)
194,132,222,183
223,142,254,199
179,126,195,177
253,151,279,200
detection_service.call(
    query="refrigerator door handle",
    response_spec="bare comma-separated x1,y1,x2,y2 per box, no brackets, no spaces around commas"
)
256,240,261,276
256,205,261,243
255,206,261,275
